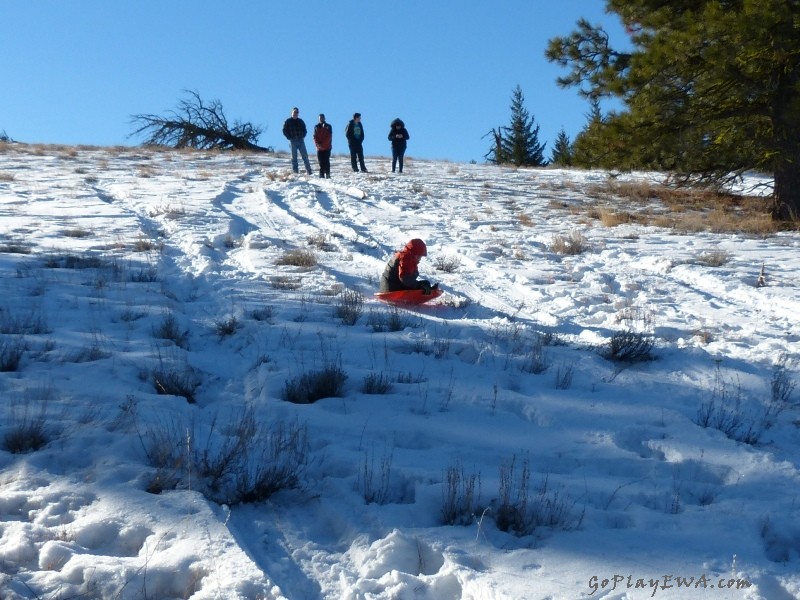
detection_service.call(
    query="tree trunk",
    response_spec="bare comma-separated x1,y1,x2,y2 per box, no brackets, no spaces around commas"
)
773,160,800,221
771,63,800,222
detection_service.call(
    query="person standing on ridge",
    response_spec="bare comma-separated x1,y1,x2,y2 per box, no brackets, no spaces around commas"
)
345,112,367,173
282,107,312,175
313,113,333,178
388,118,410,173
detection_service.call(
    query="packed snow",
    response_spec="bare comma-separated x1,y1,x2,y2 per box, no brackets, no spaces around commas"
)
0,144,798,600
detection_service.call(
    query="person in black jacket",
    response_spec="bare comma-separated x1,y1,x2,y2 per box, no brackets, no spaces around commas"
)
388,118,410,173
282,107,312,175
345,113,367,172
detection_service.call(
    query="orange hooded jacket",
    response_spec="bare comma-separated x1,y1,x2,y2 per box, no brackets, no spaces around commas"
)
379,239,427,292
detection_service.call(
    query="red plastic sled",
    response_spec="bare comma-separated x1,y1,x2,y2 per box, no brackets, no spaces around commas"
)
374,287,443,305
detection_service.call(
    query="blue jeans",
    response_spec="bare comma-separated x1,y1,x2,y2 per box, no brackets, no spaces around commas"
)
349,143,366,172
290,139,312,174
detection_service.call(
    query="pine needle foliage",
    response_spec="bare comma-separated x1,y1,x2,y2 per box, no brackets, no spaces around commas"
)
546,0,800,221
486,85,547,167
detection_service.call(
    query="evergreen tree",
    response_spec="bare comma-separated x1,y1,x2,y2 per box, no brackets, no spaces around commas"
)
546,0,800,221
571,98,609,167
486,85,546,166
550,128,573,167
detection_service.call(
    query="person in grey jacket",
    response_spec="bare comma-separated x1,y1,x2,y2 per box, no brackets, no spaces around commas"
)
282,107,312,174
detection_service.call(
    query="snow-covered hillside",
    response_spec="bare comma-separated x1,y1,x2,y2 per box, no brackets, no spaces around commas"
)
0,145,798,599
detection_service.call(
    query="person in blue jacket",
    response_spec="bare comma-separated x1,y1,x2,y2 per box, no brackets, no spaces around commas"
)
388,118,410,173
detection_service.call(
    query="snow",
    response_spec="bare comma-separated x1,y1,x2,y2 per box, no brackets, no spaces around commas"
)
0,144,798,599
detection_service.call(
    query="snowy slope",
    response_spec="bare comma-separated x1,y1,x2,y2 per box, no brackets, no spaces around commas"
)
0,145,798,600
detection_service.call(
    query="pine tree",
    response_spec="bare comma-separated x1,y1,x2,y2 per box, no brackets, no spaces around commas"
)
546,0,800,221
486,86,546,166
572,97,612,167
550,128,573,167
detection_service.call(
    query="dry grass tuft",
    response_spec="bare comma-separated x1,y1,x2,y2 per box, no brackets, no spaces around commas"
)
276,248,317,268
518,213,535,227
598,209,638,227
586,180,785,234
550,231,589,255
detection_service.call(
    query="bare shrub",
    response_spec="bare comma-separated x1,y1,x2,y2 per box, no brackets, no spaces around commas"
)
433,334,451,359
367,306,410,332
282,361,347,404
434,255,461,273
307,232,336,252
601,329,655,363
554,362,575,390
694,250,733,267
235,419,309,503
520,335,550,374
0,336,26,371
441,462,481,525
214,315,239,338
109,396,138,433
615,304,654,329
150,353,201,403
140,408,308,503
119,308,146,322
598,209,636,227
276,248,317,267
148,203,186,219
61,227,92,239
361,371,393,394
43,253,107,270
0,241,33,254
758,358,797,431
493,455,580,536
397,371,426,384
3,390,54,453
129,264,160,282
270,275,303,290
517,213,535,227
0,307,50,335
70,338,111,363
693,364,788,445
770,357,796,409
4,416,50,454
335,289,364,325
692,326,714,344
550,231,588,255
152,312,189,349
359,445,394,505
133,236,160,252
250,305,274,322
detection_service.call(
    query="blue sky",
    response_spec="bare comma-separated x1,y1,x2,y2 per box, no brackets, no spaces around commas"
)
1,1,628,164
